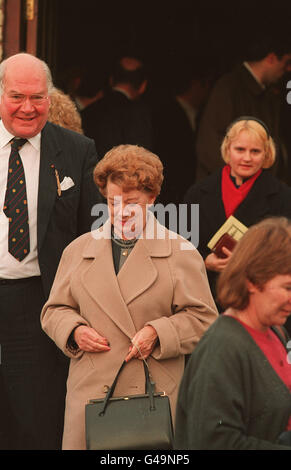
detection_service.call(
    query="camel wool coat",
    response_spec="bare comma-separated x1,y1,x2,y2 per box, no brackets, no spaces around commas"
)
41,213,218,449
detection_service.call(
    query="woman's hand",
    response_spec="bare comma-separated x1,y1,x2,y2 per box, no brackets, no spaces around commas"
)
73,325,111,353
125,325,158,362
205,247,232,273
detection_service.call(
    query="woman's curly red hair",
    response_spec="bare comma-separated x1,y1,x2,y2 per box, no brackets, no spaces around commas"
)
94,144,164,197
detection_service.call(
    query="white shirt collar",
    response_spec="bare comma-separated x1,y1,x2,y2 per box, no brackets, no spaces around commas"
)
243,62,265,90
0,119,41,151
112,86,132,100
74,97,86,111
176,96,197,131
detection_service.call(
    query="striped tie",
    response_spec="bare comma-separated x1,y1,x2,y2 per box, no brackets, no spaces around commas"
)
3,138,30,261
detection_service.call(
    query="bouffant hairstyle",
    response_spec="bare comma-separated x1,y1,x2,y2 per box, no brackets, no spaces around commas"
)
221,119,276,168
217,217,291,311
48,88,83,134
93,144,164,197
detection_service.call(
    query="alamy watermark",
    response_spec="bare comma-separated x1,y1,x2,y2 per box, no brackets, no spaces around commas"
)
90,201,199,250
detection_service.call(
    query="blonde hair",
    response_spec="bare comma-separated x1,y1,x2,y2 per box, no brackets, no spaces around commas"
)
93,144,164,197
221,119,276,168
48,88,83,134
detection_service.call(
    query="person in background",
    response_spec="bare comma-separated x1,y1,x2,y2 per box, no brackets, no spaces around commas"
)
151,60,212,206
184,117,291,318
73,66,107,114
195,30,291,182
41,144,218,449
175,217,291,450
48,87,83,133
0,53,100,449
81,56,153,157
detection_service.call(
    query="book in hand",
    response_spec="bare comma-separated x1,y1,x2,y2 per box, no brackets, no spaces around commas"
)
207,215,248,258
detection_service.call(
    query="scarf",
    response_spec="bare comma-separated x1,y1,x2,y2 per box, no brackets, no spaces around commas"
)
221,165,262,218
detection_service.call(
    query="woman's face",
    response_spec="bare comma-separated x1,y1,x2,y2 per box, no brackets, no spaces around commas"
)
228,130,266,185
106,181,156,239
247,274,291,331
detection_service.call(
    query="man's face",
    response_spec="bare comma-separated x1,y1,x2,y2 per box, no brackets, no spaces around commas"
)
267,53,291,84
0,61,50,138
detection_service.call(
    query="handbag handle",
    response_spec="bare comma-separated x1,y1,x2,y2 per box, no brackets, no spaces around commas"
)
99,359,156,416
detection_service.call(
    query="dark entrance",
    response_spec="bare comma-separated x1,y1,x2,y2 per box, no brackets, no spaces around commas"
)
34,2,291,96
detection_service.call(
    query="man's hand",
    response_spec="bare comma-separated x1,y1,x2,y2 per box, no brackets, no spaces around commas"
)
73,325,110,352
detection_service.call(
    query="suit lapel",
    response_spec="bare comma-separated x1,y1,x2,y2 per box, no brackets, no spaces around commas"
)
37,123,63,251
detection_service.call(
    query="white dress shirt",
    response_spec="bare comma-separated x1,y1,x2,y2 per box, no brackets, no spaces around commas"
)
0,120,41,278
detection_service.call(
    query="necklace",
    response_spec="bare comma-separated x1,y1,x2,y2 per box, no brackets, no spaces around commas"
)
111,230,137,257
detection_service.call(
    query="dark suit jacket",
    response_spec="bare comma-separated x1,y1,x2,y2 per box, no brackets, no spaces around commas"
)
184,168,291,311
37,121,101,299
81,90,153,157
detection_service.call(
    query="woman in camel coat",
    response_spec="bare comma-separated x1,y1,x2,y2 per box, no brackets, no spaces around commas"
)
41,144,218,450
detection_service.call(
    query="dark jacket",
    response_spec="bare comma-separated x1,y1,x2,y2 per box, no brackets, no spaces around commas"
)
81,90,153,158
151,96,196,206
175,315,291,450
38,121,101,299
184,168,291,308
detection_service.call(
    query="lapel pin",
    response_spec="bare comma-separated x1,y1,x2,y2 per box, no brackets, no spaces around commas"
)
50,164,62,196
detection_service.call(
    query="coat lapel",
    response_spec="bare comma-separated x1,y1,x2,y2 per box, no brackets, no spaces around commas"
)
117,212,171,305
81,221,137,338
80,214,171,337
37,123,63,251
235,171,279,224
117,238,158,305
201,171,226,229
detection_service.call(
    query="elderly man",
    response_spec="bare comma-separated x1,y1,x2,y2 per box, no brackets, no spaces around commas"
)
0,53,100,449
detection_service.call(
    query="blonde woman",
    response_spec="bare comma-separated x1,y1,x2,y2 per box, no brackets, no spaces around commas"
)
184,116,291,307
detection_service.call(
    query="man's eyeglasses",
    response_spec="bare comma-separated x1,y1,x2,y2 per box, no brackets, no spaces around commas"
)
5,94,49,105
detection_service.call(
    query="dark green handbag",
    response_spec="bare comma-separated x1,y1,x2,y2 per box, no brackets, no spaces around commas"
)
85,359,174,450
